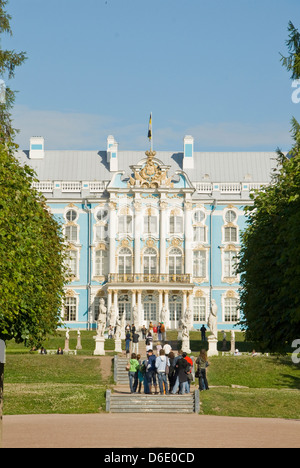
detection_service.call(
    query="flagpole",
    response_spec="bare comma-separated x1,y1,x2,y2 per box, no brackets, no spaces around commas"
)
151,112,153,152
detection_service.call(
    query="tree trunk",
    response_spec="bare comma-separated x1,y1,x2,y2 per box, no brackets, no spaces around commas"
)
0,363,4,448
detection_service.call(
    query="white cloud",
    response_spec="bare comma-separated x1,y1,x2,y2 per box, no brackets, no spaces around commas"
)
11,105,293,152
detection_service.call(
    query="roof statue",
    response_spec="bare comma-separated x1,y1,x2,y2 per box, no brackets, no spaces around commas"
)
129,150,174,189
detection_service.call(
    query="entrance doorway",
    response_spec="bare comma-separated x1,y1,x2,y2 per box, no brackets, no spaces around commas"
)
169,294,183,329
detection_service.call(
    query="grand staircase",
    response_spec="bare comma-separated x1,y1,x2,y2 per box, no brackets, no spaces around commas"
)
106,340,200,414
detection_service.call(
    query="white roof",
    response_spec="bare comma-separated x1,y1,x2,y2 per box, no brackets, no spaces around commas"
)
15,149,277,184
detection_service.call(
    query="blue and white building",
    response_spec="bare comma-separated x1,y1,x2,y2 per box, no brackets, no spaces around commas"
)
16,134,277,332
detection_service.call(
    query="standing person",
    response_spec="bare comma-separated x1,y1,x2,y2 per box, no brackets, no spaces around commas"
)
141,324,147,340
125,331,131,356
148,321,154,334
163,341,172,356
171,350,183,394
145,349,158,394
157,322,162,341
195,349,210,391
155,349,170,394
200,325,207,342
136,354,144,394
132,331,139,354
128,353,139,394
155,341,162,356
145,331,153,352
184,353,194,392
177,352,190,394
160,322,166,342
167,351,177,393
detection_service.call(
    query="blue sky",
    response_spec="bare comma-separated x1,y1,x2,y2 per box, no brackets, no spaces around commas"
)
3,0,300,151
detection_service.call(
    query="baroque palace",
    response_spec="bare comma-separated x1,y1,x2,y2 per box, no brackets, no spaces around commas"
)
16,134,277,333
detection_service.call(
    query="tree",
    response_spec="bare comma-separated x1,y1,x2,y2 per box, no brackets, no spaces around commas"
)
0,142,67,346
237,22,300,353
0,1,66,445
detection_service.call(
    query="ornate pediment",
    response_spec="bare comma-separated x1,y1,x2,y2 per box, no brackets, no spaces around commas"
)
128,151,174,189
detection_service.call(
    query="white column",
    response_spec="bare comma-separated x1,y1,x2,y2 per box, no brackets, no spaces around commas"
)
183,290,187,314
164,290,170,329
158,290,163,321
137,290,142,326
109,201,117,275
160,200,167,274
134,199,142,274
113,290,118,317
184,201,193,276
107,289,112,312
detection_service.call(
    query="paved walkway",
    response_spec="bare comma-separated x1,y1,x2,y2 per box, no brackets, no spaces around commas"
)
3,413,300,448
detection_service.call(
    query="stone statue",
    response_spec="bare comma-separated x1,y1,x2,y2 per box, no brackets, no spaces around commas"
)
109,305,117,329
132,305,139,326
161,305,168,323
114,316,122,341
96,298,107,338
207,299,218,339
184,307,193,330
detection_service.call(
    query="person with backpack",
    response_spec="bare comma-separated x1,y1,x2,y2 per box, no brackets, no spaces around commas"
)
145,349,158,394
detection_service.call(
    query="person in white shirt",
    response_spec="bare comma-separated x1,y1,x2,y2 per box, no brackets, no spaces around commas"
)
163,342,172,356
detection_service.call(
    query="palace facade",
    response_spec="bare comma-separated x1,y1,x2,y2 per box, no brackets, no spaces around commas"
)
16,134,277,333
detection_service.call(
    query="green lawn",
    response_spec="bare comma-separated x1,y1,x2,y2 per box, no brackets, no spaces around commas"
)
2,331,300,418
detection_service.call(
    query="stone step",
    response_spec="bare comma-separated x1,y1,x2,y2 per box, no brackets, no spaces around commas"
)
106,391,198,413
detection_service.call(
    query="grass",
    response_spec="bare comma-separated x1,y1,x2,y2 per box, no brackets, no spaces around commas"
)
2,331,300,418
3,354,113,415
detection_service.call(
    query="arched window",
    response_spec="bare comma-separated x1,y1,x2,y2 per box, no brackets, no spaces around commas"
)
169,248,182,274
118,247,132,274
143,248,157,274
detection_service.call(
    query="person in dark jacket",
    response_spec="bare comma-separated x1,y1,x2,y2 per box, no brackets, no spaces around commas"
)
177,352,190,394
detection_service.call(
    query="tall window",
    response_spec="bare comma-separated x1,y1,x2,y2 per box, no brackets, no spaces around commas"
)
224,250,238,277
193,297,206,322
193,226,207,243
224,297,239,322
95,250,108,276
224,226,237,242
95,225,108,241
193,250,206,277
169,295,182,321
170,215,183,234
65,225,78,242
143,295,157,321
118,215,132,234
143,248,157,274
66,250,78,277
169,248,182,274
118,294,131,321
64,296,77,321
118,247,132,274
144,215,157,234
